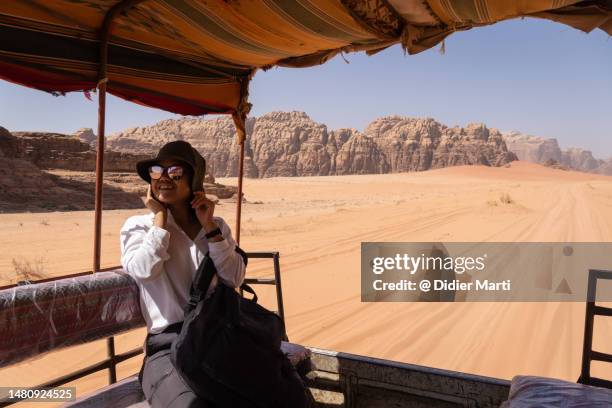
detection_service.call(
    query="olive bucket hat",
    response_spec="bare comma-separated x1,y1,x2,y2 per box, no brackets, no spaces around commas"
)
136,140,206,193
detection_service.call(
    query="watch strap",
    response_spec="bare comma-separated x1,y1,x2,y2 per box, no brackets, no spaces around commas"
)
204,227,222,239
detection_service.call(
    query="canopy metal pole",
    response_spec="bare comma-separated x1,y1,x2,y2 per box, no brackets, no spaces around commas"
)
232,111,248,245
235,139,245,245
93,0,147,272
93,79,106,272
95,0,147,386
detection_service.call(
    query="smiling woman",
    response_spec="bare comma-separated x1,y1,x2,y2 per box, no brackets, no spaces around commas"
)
120,140,248,407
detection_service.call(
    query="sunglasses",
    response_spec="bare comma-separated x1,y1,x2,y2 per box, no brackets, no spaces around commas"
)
149,165,184,181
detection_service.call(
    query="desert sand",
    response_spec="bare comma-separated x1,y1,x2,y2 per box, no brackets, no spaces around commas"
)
1,161,612,406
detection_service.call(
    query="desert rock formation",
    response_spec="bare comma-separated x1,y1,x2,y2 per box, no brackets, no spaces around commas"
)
9,130,150,172
504,131,611,175
109,111,518,178
0,127,235,212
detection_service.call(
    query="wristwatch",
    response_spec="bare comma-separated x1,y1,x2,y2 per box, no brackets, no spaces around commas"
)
205,227,222,239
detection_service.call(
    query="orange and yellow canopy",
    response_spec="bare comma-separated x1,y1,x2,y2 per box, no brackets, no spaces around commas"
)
0,0,611,116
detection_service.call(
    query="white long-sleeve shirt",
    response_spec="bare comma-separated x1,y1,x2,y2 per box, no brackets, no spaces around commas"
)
120,211,246,334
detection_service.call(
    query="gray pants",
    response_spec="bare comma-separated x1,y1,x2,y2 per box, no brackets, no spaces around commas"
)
139,323,208,408
138,323,315,408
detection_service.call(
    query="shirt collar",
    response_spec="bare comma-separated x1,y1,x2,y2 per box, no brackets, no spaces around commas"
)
153,210,206,241
149,209,178,226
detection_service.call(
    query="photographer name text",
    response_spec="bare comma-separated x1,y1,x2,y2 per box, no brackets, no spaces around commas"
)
372,279,512,292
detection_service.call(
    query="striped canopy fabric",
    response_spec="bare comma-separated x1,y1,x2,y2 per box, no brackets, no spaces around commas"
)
0,0,611,117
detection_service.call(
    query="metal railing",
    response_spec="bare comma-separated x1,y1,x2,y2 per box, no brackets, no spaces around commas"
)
242,251,285,324
578,269,612,389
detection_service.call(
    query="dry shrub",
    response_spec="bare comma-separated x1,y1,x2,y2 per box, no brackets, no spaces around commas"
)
499,193,514,204
11,257,47,282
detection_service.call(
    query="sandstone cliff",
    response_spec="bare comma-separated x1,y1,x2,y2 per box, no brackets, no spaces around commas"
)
366,117,516,172
74,128,97,146
0,126,101,212
0,127,236,212
109,111,518,178
8,130,150,172
503,131,611,175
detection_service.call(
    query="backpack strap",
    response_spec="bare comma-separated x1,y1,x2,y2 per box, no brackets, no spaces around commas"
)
184,246,249,314
234,246,248,267
239,283,258,303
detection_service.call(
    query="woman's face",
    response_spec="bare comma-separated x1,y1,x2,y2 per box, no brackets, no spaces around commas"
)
150,159,192,205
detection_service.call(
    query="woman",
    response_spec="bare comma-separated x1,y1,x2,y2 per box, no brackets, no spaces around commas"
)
120,140,246,407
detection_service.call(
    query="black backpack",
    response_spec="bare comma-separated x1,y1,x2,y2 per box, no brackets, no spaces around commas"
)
170,249,312,407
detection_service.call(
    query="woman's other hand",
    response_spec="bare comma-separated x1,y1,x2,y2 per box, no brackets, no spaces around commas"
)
191,191,218,233
146,185,167,228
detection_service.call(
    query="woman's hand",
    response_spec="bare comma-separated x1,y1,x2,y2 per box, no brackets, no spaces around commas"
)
146,185,167,228
191,191,218,232
145,185,167,213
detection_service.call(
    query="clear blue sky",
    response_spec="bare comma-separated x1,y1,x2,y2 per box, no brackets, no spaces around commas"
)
1,18,611,157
